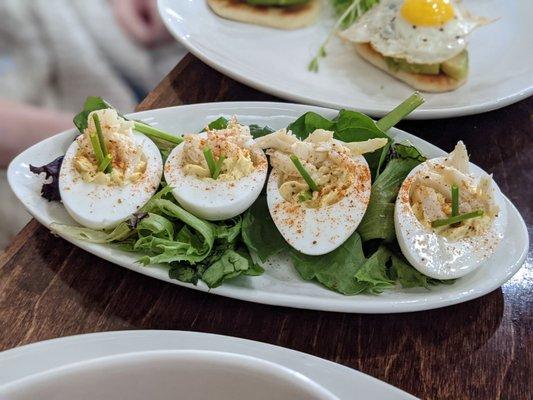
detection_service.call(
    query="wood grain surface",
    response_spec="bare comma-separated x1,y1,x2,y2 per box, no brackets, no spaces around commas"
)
1,54,531,400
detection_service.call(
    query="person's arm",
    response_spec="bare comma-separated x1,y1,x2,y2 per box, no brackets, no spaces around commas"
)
0,100,73,168
111,0,172,46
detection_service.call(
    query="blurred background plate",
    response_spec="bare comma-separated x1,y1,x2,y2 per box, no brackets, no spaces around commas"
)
158,0,532,119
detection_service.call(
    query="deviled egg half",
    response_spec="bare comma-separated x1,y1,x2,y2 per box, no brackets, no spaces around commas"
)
256,128,387,255
164,118,268,221
59,109,163,229
395,141,507,279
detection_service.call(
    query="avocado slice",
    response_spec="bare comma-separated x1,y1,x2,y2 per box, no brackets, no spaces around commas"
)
245,0,309,6
385,56,440,75
441,50,469,80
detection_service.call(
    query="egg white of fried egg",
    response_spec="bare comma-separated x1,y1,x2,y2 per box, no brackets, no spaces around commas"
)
339,0,487,64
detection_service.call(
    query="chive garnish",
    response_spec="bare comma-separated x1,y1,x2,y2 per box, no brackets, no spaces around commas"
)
431,210,484,228
203,148,217,177
98,154,113,172
451,185,459,217
89,133,104,168
93,114,112,173
290,155,318,192
298,190,313,202
134,122,182,145
376,92,425,132
203,147,225,179
212,156,226,180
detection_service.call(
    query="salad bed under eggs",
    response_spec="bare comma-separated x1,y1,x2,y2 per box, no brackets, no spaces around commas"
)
31,96,508,293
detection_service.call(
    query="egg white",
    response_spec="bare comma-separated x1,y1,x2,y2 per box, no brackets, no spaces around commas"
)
267,155,371,256
164,137,267,221
394,158,507,280
59,133,163,230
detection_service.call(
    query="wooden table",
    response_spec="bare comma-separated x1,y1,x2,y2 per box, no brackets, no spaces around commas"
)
1,54,532,400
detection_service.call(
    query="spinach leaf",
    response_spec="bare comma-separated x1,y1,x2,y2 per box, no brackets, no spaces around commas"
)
287,112,335,139
392,142,427,162
357,157,421,242
249,124,274,139
207,117,229,130
73,96,113,133
242,196,289,262
290,232,368,295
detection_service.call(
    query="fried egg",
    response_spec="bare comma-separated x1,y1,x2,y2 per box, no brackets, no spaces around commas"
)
339,0,486,64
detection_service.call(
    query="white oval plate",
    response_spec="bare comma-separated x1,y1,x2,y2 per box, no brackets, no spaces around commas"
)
7,102,528,313
158,0,533,119
0,330,418,399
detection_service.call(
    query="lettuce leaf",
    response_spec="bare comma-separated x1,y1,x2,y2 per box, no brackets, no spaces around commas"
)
201,247,264,288
290,232,368,295
29,156,64,202
354,246,395,294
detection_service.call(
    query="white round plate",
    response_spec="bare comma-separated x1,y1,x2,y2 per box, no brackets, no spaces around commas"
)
0,330,418,399
158,0,533,119
7,102,528,313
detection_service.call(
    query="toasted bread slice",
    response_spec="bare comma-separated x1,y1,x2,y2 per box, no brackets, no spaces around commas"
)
207,0,320,30
354,43,466,92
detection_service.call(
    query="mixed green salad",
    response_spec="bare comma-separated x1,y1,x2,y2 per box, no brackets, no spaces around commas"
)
32,93,454,295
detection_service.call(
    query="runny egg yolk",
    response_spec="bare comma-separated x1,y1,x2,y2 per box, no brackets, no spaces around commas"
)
401,0,455,26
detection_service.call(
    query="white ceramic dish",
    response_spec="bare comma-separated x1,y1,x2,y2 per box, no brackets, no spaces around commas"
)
0,350,337,400
158,0,533,119
7,102,528,313
0,330,418,399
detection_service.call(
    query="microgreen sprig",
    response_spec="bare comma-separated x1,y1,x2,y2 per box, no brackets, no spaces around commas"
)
308,0,366,72
290,155,319,192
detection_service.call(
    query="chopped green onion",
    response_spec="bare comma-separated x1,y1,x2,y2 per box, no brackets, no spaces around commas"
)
98,154,113,172
203,147,217,178
134,122,182,145
290,155,318,192
203,147,225,179
89,133,104,169
93,114,112,173
431,210,484,228
451,185,459,217
376,92,424,132
212,156,226,180
298,190,313,202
